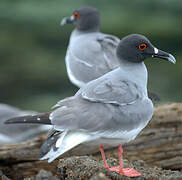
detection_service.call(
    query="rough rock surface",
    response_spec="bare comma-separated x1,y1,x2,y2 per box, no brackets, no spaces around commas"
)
24,170,59,180
57,156,182,180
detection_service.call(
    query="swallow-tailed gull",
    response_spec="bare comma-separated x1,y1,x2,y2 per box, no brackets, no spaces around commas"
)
5,34,175,177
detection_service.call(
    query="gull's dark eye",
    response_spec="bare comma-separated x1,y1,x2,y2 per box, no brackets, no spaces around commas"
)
138,43,147,51
73,12,80,20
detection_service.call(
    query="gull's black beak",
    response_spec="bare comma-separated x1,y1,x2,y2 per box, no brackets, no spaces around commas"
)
61,15,75,26
152,47,176,64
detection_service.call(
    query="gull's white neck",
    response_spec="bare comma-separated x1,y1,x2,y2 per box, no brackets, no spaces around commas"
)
119,59,148,97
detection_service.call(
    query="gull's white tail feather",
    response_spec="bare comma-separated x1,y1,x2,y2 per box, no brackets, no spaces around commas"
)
40,130,96,163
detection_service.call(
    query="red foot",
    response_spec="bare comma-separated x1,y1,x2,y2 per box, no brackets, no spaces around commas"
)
107,166,141,177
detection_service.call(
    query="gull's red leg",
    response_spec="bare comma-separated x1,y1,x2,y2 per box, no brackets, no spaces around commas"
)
99,145,109,169
99,145,142,177
118,144,123,168
118,144,141,177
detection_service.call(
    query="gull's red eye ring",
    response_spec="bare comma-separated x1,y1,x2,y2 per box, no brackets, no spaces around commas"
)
138,43,147,50
73,12,80,20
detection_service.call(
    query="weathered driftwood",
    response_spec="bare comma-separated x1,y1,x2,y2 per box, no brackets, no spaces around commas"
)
0,103,182,179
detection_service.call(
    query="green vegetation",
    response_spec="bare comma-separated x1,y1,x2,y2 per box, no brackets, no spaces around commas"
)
0,0,181,111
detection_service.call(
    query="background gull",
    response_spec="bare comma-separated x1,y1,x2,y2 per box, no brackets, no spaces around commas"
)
0,103,50,145
5,34,175,177
61,6,160,101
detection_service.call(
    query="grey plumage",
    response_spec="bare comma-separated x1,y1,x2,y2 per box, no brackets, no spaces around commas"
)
65,32,120,87
51,70,151,133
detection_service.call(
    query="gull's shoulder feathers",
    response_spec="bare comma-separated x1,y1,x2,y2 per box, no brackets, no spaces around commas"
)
78,69,142,106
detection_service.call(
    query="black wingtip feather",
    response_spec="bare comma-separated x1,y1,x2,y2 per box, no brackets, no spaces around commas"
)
38,130,61,159
148,91,160,102
5,112,51,125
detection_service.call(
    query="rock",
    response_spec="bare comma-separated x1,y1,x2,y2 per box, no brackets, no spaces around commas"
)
57,156,182,180
24,170,59,180
90,173,110,180
0,170,11,180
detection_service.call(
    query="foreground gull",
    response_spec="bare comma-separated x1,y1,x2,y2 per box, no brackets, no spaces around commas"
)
0,103,50,145
61,6,160,101
5,34,176,177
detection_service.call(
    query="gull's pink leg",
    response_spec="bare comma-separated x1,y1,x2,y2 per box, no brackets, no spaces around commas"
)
99,145,109,169
118,144,123,168
99,145,142,177
117,144,141,177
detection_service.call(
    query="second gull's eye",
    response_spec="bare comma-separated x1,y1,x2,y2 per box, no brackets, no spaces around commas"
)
74,12,80,19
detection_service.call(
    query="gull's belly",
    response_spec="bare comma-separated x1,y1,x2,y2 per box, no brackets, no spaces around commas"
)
98,126,146,145
61,125,148,157
86,123,148,148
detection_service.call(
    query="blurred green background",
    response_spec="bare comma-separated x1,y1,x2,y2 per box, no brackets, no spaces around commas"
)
0,0,181,111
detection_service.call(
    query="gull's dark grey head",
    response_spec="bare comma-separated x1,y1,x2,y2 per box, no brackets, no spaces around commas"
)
117,34,176,64
61,6,100,32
